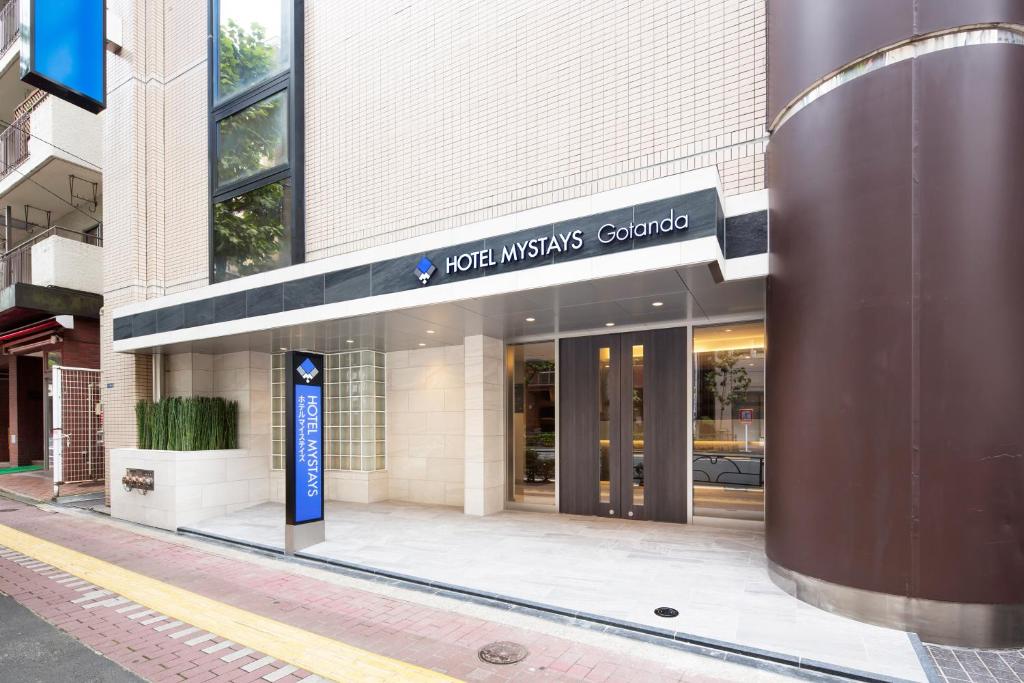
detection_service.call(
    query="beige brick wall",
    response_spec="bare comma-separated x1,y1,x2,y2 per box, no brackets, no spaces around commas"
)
305,0,766,259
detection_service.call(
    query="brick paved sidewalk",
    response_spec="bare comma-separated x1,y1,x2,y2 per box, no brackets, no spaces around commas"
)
0,501,789,683
0,469,104,502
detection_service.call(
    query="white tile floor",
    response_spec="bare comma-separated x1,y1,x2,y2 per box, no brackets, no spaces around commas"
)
188,501,928,682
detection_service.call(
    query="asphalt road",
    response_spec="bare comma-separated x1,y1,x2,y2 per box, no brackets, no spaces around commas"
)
0,592,143,683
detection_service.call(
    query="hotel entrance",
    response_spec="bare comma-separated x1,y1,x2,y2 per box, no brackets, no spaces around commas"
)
509,321,764,525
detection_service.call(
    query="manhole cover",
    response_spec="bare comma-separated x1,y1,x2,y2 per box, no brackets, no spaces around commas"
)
654,606,679,618
478,641,528,665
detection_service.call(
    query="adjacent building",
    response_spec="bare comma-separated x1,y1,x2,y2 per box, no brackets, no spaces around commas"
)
0,0,103,477
101,0,1022,648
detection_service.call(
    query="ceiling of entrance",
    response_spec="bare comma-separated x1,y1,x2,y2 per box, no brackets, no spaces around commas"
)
142,262,764,355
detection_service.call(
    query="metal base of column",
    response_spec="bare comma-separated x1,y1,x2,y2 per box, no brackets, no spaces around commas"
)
768,560,1024,648
285,520,325,554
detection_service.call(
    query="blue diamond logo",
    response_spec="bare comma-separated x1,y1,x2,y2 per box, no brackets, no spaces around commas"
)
414,257,436,285
296,357,318,383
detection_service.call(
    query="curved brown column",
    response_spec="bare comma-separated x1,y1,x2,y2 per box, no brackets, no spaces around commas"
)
766,1,1024,647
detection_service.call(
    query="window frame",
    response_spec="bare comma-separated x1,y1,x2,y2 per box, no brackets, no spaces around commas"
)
208,0,305,284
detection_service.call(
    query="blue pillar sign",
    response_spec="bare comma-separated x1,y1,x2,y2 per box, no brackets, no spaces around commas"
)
286,351,324,526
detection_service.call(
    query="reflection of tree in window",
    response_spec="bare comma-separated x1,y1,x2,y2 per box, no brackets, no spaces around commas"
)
219,19,279,100
213,181,289,280
213,16,291,282
702,350,752,424
218,92,286,186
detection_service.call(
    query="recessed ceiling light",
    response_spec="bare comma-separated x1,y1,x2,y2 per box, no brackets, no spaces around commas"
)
418,342,427,347
725,329,733,333
426,329,435,334
651,301,664,307
345,339,355,344
525,317,536,322
279,347,288,351
605,322,615,327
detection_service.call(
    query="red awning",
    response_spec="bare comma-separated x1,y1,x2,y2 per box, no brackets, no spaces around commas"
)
0,316,73,353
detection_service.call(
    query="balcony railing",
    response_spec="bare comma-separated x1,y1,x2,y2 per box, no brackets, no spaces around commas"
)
0,225,103,288
0,91,48,182
0,0,17,55
0,108,29,181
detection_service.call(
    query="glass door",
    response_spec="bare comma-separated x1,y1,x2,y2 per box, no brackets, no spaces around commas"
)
506,342,557,510
692,322,766,520
596,335,645,519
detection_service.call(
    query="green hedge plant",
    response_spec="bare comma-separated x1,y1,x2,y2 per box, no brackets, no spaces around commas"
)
135,397,239,450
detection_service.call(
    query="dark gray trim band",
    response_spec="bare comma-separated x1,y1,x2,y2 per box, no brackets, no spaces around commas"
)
114,190,766,342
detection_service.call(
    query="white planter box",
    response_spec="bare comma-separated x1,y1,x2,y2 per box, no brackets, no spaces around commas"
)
110,448,269,531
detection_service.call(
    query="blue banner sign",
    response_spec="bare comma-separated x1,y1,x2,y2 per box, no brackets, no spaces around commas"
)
20,0,106,113
286,352,324,525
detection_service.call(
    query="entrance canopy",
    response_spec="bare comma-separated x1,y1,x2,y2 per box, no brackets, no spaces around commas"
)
113,258,764,356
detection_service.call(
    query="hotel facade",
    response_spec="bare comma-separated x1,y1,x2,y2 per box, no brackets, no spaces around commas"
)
100,0,1023,648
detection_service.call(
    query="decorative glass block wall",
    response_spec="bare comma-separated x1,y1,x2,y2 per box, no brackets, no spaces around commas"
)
272,353,286,470
326,350,386,471
271,350,386,472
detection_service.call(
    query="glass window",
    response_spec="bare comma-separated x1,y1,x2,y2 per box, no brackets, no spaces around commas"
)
217,0,290,102
213,179,292,281
506,342,557,510
631,345,644,506
692,322,766,521
216,91,288,188
598,346,612,504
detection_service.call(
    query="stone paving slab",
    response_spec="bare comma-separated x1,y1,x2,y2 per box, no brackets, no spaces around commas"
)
0,500,797,683
189,500,929,682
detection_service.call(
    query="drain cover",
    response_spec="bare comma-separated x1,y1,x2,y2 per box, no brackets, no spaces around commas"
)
654,606,679,618
0,508,17,513
478,641,528,665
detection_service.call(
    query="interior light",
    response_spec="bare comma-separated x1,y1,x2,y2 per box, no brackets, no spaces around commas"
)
279,347,287,351
426,329,435,334
345,339,355,344
651,301,664,307
418,342,427,347
605,322,615,327
725,329,733,333
525,317,536,322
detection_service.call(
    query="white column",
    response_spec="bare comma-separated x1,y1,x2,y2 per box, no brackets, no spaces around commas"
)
463,335,504,516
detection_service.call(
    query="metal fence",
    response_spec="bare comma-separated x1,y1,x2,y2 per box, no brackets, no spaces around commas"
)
52,366,104,484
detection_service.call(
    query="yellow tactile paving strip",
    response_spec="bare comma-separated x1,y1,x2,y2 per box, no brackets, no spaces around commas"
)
0,523,460,683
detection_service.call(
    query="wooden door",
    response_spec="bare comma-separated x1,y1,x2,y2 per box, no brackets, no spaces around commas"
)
558,328,688,523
